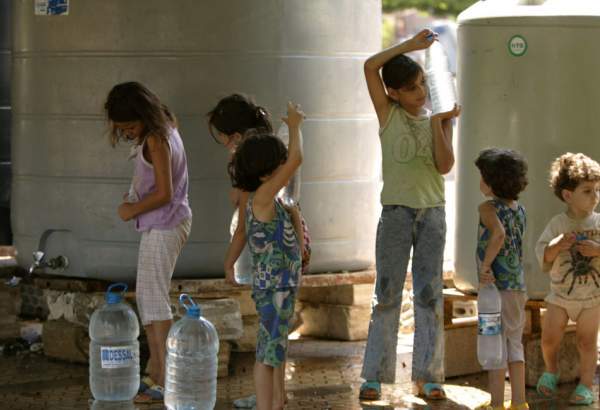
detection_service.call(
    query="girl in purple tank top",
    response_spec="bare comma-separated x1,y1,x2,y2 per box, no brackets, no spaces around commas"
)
105,82,192,404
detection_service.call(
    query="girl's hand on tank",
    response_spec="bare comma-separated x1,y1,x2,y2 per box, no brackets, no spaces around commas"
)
408,29,437,50
431,104,461,121
575,239,600,257
118,202,135,221
282,101,305,129
478,268,495,285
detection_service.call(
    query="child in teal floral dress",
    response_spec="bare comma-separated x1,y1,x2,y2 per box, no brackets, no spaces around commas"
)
228,102,305,410
475,148,529,410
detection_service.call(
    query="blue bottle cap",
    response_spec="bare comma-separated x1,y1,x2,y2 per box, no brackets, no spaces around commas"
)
179,294,201,319
106,282,128,304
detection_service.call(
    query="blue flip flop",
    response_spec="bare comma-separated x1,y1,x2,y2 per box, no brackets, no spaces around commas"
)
536,372,559,398
419,383,446,400
359,380,381,400
138,375,154,394
134,384,164,403
570,383,594,406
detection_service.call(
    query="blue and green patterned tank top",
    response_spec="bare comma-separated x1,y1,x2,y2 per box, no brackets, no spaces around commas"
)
476,199,526,291
246,197,301,290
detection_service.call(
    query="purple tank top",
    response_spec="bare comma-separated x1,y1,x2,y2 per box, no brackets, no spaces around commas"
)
133,127,192,232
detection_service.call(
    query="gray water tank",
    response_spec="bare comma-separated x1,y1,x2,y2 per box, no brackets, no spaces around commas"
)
455,0,600,299
12,0,381,280
0,0,11,244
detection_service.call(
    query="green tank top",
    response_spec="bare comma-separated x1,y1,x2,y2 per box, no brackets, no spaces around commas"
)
379,104,445,208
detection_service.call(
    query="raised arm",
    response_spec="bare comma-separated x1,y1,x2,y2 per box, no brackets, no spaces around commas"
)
364,29,436,126
253,102,304,211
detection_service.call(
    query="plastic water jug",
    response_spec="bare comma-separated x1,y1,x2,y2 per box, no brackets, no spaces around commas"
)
165,294,220,410
425,39,457,115
276,123,302,207
229,208,253,285
89,283,140,401
477,283,503,368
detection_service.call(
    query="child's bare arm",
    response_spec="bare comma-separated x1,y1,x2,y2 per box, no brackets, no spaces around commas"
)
118,135,172,221
253,102,304,216
224,191,250,285
478,201,505,283
544,233,576,263
431,104,460,175
364,29,435,126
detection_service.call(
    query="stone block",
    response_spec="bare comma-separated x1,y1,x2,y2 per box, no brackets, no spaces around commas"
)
218,341,231,378
295,301,371,341
174,298,243,341
230,290,256,317
46,290,105,326
298,283,374,306
231,315,258,352
524,328,579,387
43,289,243,342
0,283,21,315
444,319,482,377
452,300,477,318
42,319,89,363
19,283,50,319
0,321,20,340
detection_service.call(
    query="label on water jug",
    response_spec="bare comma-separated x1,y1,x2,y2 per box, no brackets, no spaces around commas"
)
100,346,136,369
478,312,501,336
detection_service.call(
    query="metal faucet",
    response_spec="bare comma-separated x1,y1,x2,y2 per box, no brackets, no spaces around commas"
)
29,250,69,274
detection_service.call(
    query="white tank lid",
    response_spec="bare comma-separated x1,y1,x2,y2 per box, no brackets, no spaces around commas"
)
458,0,600,25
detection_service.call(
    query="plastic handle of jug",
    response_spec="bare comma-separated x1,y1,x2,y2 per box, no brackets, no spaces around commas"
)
106,282,128,300
179,293,197,310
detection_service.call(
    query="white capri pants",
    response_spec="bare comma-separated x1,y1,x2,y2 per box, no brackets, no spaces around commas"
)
484,290,528,370
136,218,191,326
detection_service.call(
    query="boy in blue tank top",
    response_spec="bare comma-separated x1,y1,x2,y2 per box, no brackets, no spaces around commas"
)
475,148,529,410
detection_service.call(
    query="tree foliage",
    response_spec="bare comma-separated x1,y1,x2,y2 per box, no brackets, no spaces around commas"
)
382,0,477,17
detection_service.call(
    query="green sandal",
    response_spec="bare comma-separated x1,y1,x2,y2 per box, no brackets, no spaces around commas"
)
359,380,381,400
536,372,559,397
570,383,594,406
418,383,446,400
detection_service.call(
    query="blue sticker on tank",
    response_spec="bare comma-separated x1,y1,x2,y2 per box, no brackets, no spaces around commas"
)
35,0,69,16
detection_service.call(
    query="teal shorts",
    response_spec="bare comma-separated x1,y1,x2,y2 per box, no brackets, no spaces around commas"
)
252,288,297,368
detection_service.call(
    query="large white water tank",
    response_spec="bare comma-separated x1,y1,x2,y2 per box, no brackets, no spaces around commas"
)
454,0,600,299
12,0,381,280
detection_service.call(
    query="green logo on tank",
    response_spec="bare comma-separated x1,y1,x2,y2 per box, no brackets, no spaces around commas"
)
508,35,527,57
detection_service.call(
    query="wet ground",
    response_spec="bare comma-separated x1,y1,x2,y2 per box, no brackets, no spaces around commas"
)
1,336,598,410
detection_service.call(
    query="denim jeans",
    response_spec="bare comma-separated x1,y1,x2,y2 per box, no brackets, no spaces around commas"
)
361,205,446,383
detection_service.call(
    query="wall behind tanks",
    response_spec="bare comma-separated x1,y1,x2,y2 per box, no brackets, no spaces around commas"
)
454,0,600,299
0,0,11,244
12,0,382,280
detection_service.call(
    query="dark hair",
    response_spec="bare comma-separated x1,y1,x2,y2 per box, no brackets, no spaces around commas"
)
549,152,600,201
207,93,273,144
475,148,528,200
227,130,287,192
104,81,175,146
381,54,423,89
